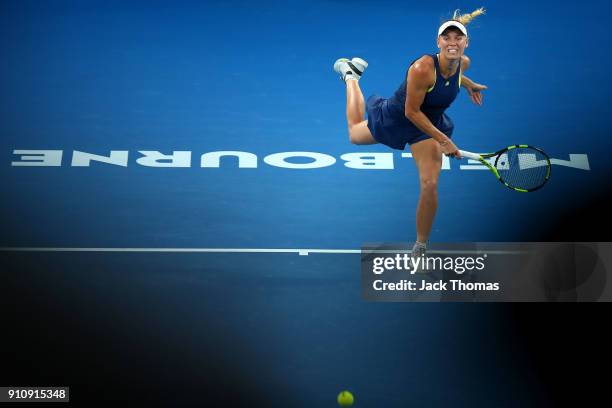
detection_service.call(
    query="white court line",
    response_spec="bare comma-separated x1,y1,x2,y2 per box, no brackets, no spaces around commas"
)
0,247,527,256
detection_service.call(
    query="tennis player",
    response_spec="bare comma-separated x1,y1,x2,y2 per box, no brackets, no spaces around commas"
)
334,8,487,260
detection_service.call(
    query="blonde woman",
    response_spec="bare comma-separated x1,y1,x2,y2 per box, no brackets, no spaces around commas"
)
334,8,488,260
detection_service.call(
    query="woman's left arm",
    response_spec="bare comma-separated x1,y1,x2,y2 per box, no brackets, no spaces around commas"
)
461,55,487,106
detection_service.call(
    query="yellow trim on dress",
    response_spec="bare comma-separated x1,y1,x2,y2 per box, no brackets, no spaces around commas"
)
427,68,436,93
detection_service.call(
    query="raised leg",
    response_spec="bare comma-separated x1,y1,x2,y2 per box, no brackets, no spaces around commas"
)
345,79,377,145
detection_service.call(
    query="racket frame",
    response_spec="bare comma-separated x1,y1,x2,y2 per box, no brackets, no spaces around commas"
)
458,144,551,192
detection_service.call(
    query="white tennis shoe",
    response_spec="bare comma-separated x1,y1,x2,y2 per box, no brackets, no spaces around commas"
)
411,242,428,274
333,57,368,82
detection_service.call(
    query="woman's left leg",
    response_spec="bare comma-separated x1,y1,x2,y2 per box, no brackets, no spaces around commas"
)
409,138,443,244
334,58,377,145
345,79,377,145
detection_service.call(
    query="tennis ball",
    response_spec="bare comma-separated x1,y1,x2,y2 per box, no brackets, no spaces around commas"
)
337,390,354,407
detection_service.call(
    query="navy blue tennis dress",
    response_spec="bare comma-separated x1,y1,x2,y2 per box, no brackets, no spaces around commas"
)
366,53,461,150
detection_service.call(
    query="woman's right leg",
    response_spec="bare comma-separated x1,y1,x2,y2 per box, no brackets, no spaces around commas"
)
409,138,444,244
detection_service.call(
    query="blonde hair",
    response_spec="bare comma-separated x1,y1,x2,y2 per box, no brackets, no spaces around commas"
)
451,7,486,25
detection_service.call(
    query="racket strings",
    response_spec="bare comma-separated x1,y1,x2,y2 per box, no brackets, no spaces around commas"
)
495,148,550,190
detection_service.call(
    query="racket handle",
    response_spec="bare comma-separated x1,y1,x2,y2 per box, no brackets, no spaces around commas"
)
458,150,481,160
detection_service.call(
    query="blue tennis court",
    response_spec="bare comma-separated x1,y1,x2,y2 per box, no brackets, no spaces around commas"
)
1,0,610,406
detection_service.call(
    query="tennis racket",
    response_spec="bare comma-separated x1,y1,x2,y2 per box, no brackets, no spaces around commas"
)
458,145,551,192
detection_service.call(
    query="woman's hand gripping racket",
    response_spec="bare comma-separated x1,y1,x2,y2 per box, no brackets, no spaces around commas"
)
457,145,552,192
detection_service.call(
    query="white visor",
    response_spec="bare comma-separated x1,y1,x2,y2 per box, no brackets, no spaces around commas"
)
437,21,468,37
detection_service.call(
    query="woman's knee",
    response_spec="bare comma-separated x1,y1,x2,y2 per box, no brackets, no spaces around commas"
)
348,122,375,145
348,127,360,144
349,130,365,145
419,177,439,194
